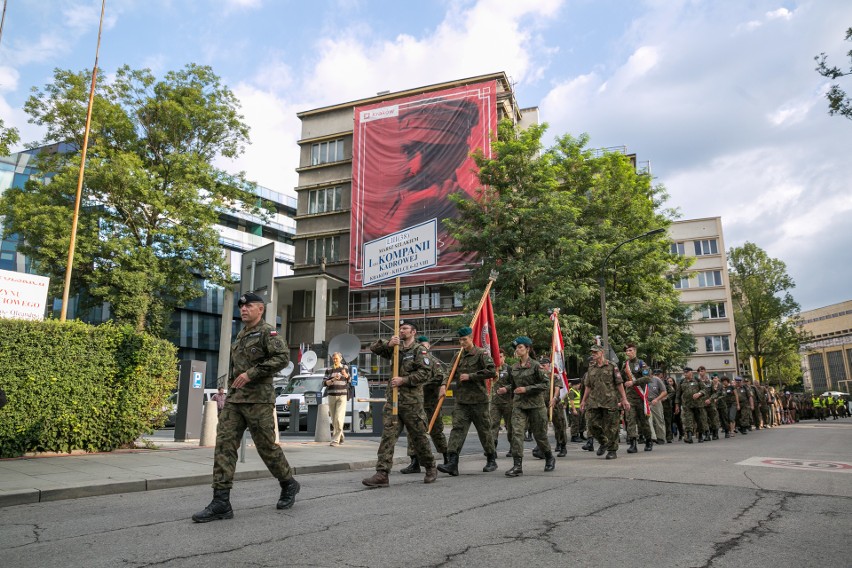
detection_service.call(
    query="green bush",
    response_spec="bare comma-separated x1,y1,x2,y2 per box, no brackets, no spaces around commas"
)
0,319,177,457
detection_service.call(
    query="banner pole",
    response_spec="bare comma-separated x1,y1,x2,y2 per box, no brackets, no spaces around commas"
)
392,277,400,416
548,308,559,423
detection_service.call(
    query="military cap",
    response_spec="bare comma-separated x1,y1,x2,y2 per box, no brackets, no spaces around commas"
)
734,376,743,382
568,377,581,384
511,336,533,347
399,319,418,330
416,335,430,343
590,345,604,352
457,326,473,337
712,373,719,378
682,366,693,372
238,292,265,307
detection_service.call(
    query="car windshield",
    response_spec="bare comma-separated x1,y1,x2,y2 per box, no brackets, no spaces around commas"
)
282,376,324,394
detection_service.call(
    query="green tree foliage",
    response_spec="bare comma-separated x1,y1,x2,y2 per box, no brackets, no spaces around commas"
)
0,64,262,333
446,120,693,371
0,117,20,156
728,242,804,386
0,319,177,458
815,27,852,120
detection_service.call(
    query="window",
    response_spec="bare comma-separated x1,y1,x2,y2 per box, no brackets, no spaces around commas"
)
305,236,340,264
327,289,340,317
368,291,388,313
670,275,690,289
303,290,315,318
697,270,722,287
701,302,727,319
670,242,685,256
694,239,719,256
704,335,731,352
311,139,345,166
308,186,343,214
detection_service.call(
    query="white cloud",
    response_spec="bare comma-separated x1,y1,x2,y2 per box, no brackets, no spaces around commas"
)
766,7,794,21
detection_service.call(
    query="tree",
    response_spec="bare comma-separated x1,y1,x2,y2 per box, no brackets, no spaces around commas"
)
728,242,804,386
0,64,262,334
0,117,20,156
815,27,852,120
446,120,693,372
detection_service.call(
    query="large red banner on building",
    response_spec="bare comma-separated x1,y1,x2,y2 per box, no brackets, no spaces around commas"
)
350,81,497,289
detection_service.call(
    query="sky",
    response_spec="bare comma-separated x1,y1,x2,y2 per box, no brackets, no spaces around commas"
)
0,0,849,312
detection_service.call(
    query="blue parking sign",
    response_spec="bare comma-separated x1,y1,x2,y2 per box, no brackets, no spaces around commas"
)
350,365,358,386
192,371,202,389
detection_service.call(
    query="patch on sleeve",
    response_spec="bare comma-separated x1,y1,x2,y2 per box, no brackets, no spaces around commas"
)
271,338,285,350
423,357,430,366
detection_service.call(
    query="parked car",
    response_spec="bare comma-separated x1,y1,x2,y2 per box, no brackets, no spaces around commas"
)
275,370,371,431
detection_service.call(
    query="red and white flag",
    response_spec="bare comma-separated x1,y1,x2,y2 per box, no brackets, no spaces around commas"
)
550,311,569,390
472,294,501,366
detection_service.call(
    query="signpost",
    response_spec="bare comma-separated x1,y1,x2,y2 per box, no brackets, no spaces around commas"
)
363,220,438,414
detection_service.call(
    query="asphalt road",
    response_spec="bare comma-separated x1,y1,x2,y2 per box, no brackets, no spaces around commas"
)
2,421,850,568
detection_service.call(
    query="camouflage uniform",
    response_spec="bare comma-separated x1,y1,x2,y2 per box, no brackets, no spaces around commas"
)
735,383,753,430
507,359,551,457
213,321,292,490
676,377,709,435
490,364,514,451
583,361,623,452
622,358,653,442
407,350,448,457
446,346,496,455
703,378,721,434
371,339,436,473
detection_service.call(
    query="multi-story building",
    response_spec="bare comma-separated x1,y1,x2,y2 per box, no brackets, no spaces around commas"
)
797,300,852,393
668,217,737,377
0,144,296,384
281,72,530,376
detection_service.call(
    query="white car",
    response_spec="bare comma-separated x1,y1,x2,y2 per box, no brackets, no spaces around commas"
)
275,371,371,430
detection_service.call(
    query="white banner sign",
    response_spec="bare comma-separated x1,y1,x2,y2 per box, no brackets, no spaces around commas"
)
0,268,50,321
362,219,438,286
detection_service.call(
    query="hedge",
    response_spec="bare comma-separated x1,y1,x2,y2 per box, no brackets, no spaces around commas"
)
0,319,178,458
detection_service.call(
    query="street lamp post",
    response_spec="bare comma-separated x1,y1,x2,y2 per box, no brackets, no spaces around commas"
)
599,228,665,356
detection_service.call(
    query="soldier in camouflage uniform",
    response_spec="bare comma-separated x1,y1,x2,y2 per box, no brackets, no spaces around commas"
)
400,336,448,474
192,292,300,523
491,361,514,457
363,320,438,488
437,326,497,476
504,337,555,476
734,376,753,433
622,344,654,453
698,367,720,440
674,367,709,444
580,345,630,460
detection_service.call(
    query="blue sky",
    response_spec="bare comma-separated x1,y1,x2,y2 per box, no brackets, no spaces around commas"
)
1,0,850,311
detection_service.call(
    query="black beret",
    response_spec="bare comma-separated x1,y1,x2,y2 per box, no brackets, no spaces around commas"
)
238,292,265,307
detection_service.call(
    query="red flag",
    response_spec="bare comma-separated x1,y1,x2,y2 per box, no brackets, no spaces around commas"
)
550,312,569,390
472,294,501,366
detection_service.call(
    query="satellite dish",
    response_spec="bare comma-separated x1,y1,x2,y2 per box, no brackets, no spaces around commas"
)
281,361,295,378
328,333,361,364
301,350,318,371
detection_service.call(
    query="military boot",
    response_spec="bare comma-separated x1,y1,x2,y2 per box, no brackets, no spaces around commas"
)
532,446,544,459
605,450,617,460
627,438,638,453
423,465,438,484
684,431,694,444
442,453,449,465
557,443,567,457
505,457,523,477
582,437,595,451
192,489,233,523
596,444,606,456
362,470,389,488
570,435,582,443
437,452,459,476
697,431,705,443
277,478,301,509
400,456,421,474
724,430,731,438
544,451,556,472
644,440,653,451
712,430,719,440
482,453,498,472
505,450,512,457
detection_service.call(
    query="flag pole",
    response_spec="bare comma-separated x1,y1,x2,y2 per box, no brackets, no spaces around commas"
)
60,0,106,321
428,270,498,433
548,308,560,422
392,276,400,416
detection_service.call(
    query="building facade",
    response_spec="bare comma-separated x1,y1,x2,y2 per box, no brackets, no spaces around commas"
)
797,300,852,393
668,217,737,377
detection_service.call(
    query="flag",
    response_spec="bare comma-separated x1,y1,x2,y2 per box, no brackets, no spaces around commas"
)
472,294,501,366
550,311,569,390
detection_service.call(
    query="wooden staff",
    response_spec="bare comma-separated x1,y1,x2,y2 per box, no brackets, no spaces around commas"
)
428,270,498,433
548,308,560,423
392,277,400,416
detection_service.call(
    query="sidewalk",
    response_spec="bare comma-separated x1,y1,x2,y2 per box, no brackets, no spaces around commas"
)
0,430,407,509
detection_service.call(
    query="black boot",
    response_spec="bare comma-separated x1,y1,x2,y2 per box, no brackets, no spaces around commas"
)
684,431,694,444
596,444,606,456
627,438,638,453
582,437,595,451
644,440,653,451
483,453,498,472
557,443,567,457
532,446,544,459
712,430,719,440
605,450,617,460
505,450,512,457
544,451,556,472
277,478,301,510
724,429,731,438
400,456,421,474
570,435,581,443
697,431,705,443
192,489,233,523
437,452,459,476
505,456,523,477
442,453,449,465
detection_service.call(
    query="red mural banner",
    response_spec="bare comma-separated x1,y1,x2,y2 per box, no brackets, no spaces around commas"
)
350,81,497,289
